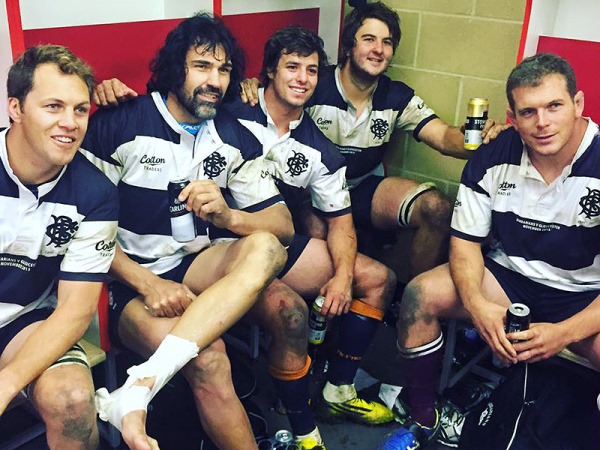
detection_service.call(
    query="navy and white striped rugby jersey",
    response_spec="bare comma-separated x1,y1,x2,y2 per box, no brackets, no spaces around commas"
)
1,129,119,327
81,92,282,275
452,120,600,292
225,88,351,218
305,65,437,186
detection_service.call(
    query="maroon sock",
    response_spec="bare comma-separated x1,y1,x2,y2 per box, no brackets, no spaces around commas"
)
401,342,443,427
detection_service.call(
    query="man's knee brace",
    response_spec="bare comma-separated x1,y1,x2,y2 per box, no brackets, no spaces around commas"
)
397,182,437,228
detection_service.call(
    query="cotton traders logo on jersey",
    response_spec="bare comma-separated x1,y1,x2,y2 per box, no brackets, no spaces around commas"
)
46,215,79,248
95,239,116,257
497,181,516,196
316,117,333,129
203,151,227,179
286,150,309,177
140,154,165,172
579,187,600,219
370,118,389,140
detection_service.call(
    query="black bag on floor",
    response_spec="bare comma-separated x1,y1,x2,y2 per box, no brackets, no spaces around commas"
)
459,361,596,450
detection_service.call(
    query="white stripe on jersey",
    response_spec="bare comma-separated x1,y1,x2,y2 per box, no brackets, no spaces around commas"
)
452,119,600,292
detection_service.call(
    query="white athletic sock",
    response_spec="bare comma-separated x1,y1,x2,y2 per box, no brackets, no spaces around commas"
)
322,381,357,403
95,334,199,430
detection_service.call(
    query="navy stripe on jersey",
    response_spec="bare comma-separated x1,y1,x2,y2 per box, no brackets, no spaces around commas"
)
459,129,524,190
0,161,18,198
335,142,386,180
452,120,600,291
492,210,600,270
307,65,436,182
305,66,347,110
0,254,57,303
83,95,181,164
290,113,347,174
370,70,415,114
82,93,280,274
226,95,351,215
1,129,118,319
225,99,347,175
570,134,600,178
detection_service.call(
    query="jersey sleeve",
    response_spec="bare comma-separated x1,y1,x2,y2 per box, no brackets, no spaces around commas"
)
395,95,438,139
451,149,493,242
59,159,119,282
79,104,132,185
309,162,351,217
226,153,283,212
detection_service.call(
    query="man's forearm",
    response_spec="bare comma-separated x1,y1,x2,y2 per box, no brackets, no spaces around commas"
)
227,204,294,245
449,236,486,312
325,215,357,282
109,244,160,294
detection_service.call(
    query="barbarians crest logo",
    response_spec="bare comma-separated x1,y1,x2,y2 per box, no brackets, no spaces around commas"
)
579,187,600,219
46,215,79,248
286,150,309,177
370,118,389,139
203,151,227,179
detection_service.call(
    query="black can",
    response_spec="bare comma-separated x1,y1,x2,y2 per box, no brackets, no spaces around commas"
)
506,303,530,341
168,178,196,242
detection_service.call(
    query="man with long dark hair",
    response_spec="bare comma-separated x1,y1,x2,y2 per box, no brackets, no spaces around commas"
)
81,13,290,450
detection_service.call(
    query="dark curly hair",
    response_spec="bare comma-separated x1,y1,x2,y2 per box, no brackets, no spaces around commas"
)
339,1,401,67
147,12,245,102
260,25,328,87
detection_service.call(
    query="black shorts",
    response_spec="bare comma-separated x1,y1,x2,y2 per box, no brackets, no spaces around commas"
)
280,234,311,278
485,258,600,323
349,175,384,229
108,254,196,346
0,308,53,356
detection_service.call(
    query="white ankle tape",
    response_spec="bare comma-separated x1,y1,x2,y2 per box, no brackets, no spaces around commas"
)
322,381,357,403
96,334,199,430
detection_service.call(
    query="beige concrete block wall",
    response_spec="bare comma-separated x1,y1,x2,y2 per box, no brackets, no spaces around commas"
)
377,0,526,197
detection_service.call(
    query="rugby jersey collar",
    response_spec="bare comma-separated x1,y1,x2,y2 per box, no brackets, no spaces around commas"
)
257,87,304,132
334,65,378,123
519,118,598,184
0,127,67,199
150,91,226,168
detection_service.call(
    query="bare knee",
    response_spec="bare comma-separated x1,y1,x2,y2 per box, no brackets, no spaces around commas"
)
355,257,397,310
244,232,288,280
413,190,452,231
260,282,308,339
33,370,96,443
397,278,438,333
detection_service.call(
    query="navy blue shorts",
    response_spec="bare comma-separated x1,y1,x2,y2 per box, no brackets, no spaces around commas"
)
108,254,196,346
280,234,311,277
349,175,384,229
485,258,600,323
0,307,53,356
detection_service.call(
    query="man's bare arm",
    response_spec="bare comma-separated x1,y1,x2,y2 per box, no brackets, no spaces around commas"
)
319,213,357,319
449,236,516,362
418,117,511,159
